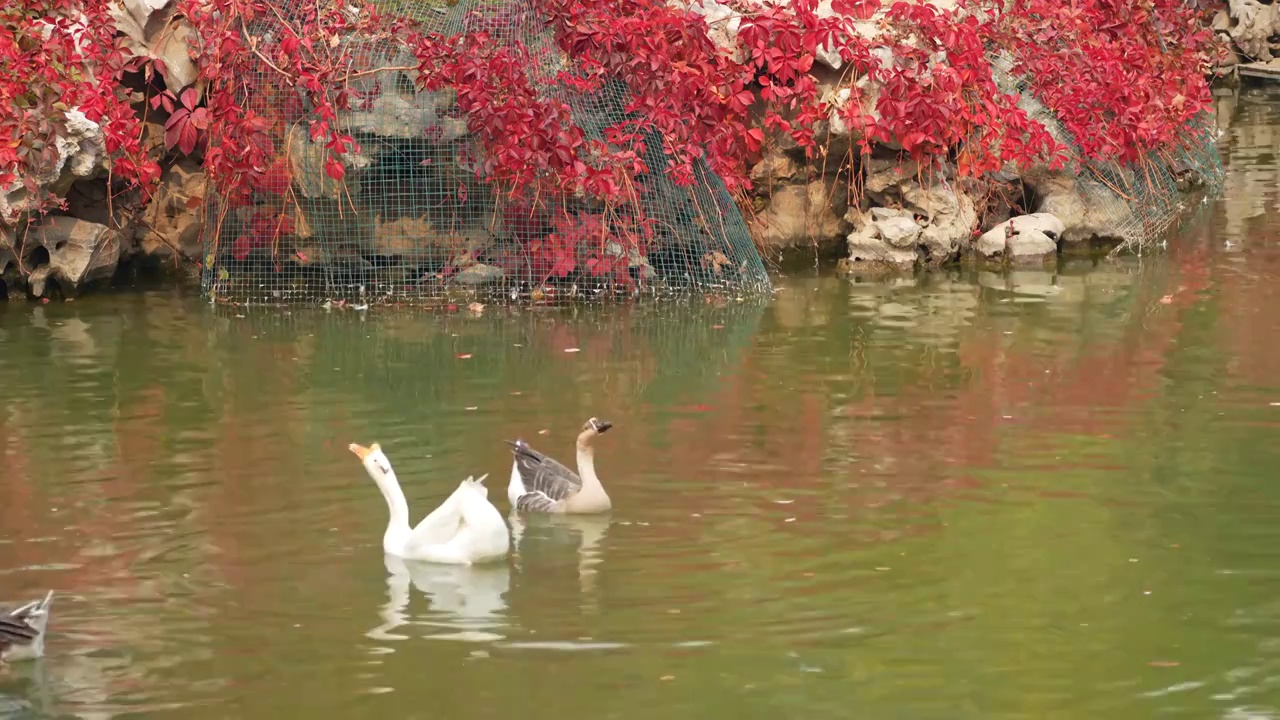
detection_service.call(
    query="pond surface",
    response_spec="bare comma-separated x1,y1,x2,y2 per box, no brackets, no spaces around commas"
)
2,87,1280,719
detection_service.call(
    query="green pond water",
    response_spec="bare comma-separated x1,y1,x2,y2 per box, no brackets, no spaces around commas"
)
2,87,1280,719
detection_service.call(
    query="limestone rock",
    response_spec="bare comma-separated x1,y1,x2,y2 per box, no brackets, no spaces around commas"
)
604,240,658,281
1227,0,1280,61
868,207,922,248
453,262,504,286
1028,172,1137,246
864,155,928,197
749,150,799,189
25,217,119,296
839,222,918,275
112,0,200,93
27,265,54,298
287,125,376,199
901,182,977,264
370,215,434,258
134,158,206,261
0,224,18,282
339,92,467,142
748,179,849,251
975,213,1063,262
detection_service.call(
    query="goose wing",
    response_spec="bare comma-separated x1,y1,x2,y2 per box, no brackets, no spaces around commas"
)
506,440,582,509
0,603,40,647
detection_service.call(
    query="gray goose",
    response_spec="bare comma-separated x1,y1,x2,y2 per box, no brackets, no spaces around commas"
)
0,591,54,664
505,417,613,514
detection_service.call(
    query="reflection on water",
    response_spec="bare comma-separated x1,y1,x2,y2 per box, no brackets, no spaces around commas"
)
370,554,510,646
2,87,1280,719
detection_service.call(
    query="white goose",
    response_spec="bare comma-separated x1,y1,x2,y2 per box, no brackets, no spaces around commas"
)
506,417,613,514
349,442,510,565
0,591,54,664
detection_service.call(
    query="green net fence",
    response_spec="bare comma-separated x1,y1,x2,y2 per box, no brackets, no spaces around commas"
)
988,52,1226,253
199,0,772,307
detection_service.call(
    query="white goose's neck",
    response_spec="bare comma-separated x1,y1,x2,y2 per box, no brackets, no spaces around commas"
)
376,469,412,551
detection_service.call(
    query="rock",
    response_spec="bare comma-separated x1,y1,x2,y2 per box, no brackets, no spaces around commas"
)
150,20,200,91
900,182,977,264
1028,172,1136,246
1227,0,1280,61
604,240,658,280
369,215,433,258
111,0,174,45
134,158,206,262
25,217,119,296
287,125,376,199
869,207,922,248
0,224,17,277
139,121,167,161
864,155,929,197
748,178,849,251
452,262,504,286
65,179,111,226
55,110,106,190
340,92,467,141
975,213,1063,262
112,0,199,92
1212,8,1231,31
27,266,54,298
749,150,799,189
838,222,918,275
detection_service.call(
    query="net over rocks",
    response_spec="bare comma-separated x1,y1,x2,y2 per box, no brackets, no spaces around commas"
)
198,0,772,306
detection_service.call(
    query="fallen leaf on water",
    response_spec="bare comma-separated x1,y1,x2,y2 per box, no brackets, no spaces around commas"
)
712,324,724,329
537,429,549,435
510,391,522,396
564,347,580,353
465,406,478,411
468,302,485,315
660,675,675,681
1148,660,1180,668
456,353,472,359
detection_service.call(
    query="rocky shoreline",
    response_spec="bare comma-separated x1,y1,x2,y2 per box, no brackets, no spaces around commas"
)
0,0,1269,301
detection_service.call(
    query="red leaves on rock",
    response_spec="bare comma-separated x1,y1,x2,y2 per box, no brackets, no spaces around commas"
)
3,0,161,215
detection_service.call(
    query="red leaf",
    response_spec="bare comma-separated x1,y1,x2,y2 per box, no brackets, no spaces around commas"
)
324,156,345,181
179,87,200,112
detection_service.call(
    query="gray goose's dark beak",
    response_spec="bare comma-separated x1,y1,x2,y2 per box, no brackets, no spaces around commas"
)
591,419,613,433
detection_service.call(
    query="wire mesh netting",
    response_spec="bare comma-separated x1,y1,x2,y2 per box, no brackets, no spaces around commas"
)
199,0,772,307
988,52,1227,253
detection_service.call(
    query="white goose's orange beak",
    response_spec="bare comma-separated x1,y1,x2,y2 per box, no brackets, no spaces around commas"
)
349,442,376,460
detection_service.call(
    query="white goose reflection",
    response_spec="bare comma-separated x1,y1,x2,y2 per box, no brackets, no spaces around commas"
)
367,554,511,646
509,512,612,607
